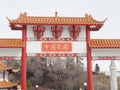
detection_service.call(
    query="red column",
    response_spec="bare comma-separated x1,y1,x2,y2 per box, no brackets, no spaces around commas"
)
22,25,27,90
86,26,93,90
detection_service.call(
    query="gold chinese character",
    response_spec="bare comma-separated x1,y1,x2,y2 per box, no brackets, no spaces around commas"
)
56,44,62,51
62,44,69,51
44,44,49,50
50,44,57,51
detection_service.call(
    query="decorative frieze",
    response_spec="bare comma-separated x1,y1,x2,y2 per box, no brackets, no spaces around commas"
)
27,37,85,41
92,56,120,60
0,56,21,60
27,53,86,57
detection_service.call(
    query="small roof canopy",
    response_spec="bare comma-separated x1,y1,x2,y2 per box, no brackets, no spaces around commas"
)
0,80,17,89
0,61,12,71
0,61,20,73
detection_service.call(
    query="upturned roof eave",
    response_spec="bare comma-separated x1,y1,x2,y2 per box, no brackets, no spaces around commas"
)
7,12,106,28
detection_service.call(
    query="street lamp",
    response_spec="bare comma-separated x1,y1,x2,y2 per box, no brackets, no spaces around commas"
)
84,82,87,90
35,85,39,90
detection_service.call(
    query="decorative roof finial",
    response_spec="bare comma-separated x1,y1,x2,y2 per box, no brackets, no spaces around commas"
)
55,11,58,17
6,16,10,21
19,12,27,18
23,12,27,16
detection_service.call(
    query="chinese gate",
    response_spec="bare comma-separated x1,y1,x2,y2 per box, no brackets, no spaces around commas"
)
6,12,107,90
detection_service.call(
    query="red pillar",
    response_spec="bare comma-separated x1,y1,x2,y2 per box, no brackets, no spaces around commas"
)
86,26,93,90
22,25,27,90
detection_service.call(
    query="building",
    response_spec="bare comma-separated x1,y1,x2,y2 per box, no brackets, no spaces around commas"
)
0,12,120,90
0,61,17,90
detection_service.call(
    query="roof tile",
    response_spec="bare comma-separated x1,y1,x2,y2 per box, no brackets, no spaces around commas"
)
8,12,106,25
0,61,12,70
0,80,17,88
0,39,24,48
90,39,120,48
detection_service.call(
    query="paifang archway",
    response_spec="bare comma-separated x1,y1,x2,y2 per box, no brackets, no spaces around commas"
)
7,12,106,90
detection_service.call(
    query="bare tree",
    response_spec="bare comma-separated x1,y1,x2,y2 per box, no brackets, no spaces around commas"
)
26,57,87,90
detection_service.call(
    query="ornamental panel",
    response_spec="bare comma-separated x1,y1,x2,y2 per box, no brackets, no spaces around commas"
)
92,56,120,60
27,41,86,55
26,25,86,41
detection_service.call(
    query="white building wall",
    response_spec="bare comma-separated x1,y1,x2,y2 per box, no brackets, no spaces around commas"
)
5,72,8,81
26,25,87,55
43,25,53,38
78,26,86,40
0,71,8,81
61,26,70,38
27,41,86,54
26,25,86,40
0,48,22,56
27,25,35,38
91,49,120,56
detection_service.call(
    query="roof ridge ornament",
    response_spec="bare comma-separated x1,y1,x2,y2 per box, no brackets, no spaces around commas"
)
85,13,107,23
20,12,27,17
85,13,91,18
55,11,58,17
6,16,10,21
6,12,27,21
103,18,108,23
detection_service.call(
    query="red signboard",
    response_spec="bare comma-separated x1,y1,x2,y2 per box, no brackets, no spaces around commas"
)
42,42,72,52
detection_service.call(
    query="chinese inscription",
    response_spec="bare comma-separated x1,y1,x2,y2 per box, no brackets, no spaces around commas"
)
42,42,72,52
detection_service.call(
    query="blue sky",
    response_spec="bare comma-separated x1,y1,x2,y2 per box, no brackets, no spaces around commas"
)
0,0,120,71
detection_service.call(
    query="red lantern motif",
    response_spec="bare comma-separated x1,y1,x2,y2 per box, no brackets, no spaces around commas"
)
69,26,81,39
51,25,63,38
33,25,45,40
